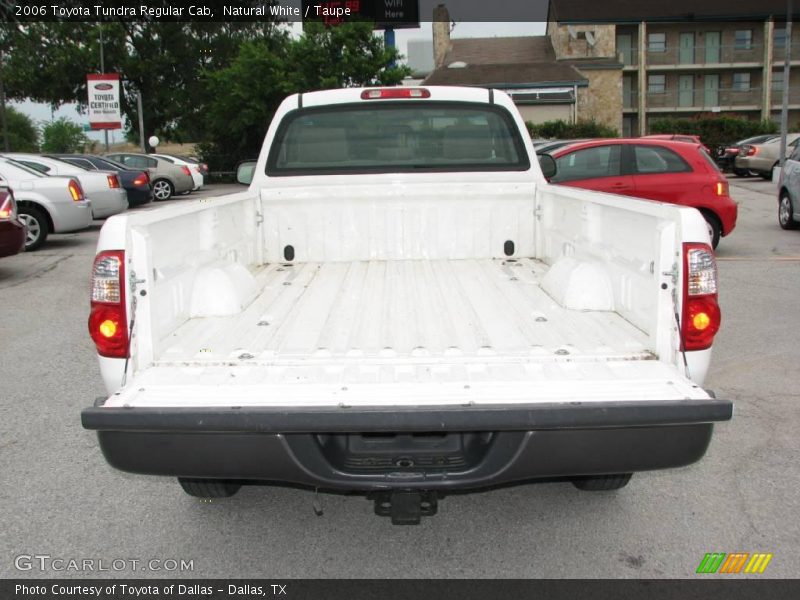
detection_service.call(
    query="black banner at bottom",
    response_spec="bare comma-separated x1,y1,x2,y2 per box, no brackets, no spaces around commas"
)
3,579,800,600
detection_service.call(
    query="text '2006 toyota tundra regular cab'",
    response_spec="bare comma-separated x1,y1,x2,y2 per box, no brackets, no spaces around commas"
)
82,86,732,524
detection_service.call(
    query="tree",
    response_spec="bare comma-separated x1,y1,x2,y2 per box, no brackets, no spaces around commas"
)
40,117,89,152
0,20,281,148
3,106,38,151
200,22,410,169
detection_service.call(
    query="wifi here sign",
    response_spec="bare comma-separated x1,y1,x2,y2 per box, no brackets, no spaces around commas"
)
301,0,420,29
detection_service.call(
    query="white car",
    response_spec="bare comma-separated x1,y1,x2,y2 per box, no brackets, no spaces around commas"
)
150,154,204,190
0,158,92,250
2,153,128,219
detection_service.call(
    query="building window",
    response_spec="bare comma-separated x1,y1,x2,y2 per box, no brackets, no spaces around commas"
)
648,74,666,93
648,32,666,53
775,28,787,49
732,73,751,91
773,70,784,91
734,30,753,50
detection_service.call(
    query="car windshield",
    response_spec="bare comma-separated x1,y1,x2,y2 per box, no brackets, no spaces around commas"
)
267,103,528,175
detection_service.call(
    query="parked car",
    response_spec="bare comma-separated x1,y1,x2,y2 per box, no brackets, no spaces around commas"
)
734,134,800,179
82,87,730,518
546,138,737,248
777,141,800,230
104,153,194,201
715,134,779,175
0,158,91,250
0,186,26,259
177,155,209,178
642,134,711,154
150,153,204,190
1,153,128,219
51,154,153,208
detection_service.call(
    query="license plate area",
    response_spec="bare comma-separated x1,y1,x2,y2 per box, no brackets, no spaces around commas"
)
315,432,496,473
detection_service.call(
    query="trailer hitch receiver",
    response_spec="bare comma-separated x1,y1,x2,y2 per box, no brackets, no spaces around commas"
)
373,490,438,525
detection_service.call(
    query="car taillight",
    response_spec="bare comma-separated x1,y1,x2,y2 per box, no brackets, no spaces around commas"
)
715,181,728,196
107,174,120,188
88,250,128,358
68,179,84,202
0,191,16,220
747,146,758,156
682,243,721,351
181,166,191,177
361,88,431,100
132,172,148,186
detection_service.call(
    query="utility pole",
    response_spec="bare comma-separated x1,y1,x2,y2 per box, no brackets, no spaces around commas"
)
137,90,145,153
99,24,109,152
0,51,9,152
779,0,794,183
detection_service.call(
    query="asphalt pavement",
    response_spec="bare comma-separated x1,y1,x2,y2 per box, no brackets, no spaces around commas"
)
1,178,798,578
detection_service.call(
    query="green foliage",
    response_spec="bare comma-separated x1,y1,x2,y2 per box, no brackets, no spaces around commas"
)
648,116,778,148
200,22,411,170
526,119,619,139
40,117,89,153
2,106,39,151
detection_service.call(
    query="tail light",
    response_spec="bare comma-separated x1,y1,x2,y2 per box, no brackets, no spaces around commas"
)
68,179,84,202
0,190,16,220
201,163,208,173
88,250,129,358
681,243,721,351
746,146,758,156
132,172,149,186
361,88,431,100
715,181,729,196
107,174,120,188
180,166,192,177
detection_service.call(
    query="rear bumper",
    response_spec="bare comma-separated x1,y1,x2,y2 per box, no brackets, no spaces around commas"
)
83,399,732,491
125,186,153,207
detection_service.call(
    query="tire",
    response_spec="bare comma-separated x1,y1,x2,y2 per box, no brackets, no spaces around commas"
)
152,179,174,201
178,478,241,498
17,205,50,251
572,473,632,491
779,191,799,230
733,168,749,177
702,212,722,249
760,163,778,180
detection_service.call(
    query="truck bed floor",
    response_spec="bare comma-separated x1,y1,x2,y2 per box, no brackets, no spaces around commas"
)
157,259,651,366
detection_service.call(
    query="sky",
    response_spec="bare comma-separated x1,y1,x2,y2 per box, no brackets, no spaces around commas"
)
13,21,547,145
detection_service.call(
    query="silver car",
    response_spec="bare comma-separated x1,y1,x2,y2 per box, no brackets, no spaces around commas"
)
105,153,194,201
734,134,800,180
0,157,92,250
2,153,128,219
778,143,800,230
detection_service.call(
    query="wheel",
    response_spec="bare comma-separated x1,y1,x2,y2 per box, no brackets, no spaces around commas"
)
733,168,749,177
572,473,632,491
779,191,799,230
702,212,722,249
760,163,778,180
178,478,241,498
17,205,50,251
152,179,174,201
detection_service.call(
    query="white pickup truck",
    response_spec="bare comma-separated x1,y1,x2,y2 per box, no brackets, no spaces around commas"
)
82,86,731,524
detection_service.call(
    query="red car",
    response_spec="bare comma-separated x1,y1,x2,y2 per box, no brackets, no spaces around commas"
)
547,139,737,248
0,186,26,258
642,134,711,155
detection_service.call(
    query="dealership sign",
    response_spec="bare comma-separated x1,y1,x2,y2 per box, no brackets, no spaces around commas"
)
87,73,122,130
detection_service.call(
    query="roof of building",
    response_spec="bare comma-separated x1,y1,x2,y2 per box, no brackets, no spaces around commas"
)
424,62,587,88
423,36,589,88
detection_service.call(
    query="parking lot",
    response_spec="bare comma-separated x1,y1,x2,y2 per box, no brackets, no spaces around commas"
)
1,177,799,579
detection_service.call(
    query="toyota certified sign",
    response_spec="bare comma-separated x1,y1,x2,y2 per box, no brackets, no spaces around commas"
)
87,73,121,130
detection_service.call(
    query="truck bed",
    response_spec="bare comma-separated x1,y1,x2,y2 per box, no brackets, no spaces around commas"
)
158,258,650,365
